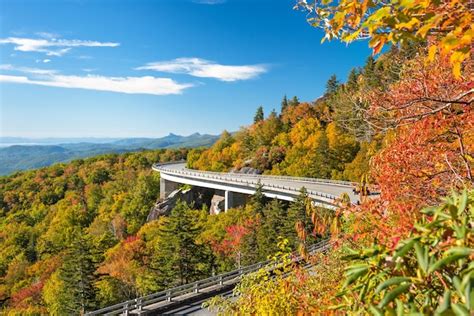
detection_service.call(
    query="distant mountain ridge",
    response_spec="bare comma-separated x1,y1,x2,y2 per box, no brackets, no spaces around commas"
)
0,133,219,175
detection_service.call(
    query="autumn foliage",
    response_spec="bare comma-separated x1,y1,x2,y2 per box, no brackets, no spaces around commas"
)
297,0,473,78
355,54,473,242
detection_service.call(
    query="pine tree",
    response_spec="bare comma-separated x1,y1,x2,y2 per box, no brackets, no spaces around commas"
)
281,95,289,113
362,55,381,88
257,199,287,258
269,108,278,118
254,106,264,123
286,188,315,248
308,131,333,179
58,234,97,314
153,201,210,287
289,96,300,107
325,74,340,95
240,223,260,265
249,181,266,217
347,68,359,90
240,182,268,264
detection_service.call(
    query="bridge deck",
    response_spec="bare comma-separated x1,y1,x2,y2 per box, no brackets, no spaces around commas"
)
155,162,360,204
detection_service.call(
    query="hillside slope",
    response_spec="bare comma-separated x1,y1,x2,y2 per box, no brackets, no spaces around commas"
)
0,133,218,175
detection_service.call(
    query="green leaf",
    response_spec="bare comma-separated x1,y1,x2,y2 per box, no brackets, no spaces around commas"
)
345,263,370,273
396,299,404,316
451,303,469,316
378,284,411,308
414,242,428,273
428,253,470,274
369,304,384,316
434,290,451,315
359,283,369,301
394,238,416,258
375,277,411,294
421,205,440,215
464,281,471,311
446,247,474,257
453,276,463,296
344,266,368,287
458,190,468,214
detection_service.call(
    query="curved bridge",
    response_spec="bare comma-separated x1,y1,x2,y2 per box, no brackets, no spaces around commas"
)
152,161,359,210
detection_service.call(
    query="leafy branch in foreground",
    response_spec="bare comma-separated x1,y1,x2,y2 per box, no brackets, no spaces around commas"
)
205,238,304,315
338,189,474,315
296,0,472,78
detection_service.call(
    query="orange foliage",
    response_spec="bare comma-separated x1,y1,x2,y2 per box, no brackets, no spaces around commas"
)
9,256,61,310
355,55,473,243
281,102,317,126
97,237,147,289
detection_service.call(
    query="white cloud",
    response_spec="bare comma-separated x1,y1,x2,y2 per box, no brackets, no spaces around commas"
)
0,36,119,56
137,58,268,82
35,59,51,63
0,65,193,95
0,64,57,75
36,32,59,39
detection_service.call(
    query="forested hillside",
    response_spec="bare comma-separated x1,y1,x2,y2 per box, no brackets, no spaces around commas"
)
1,0,472,313
0,149,181,313
0,147,327,314
0,133,219,176
1,44,471,314
1,45,471,314
203,0,473,313
187,50,409,182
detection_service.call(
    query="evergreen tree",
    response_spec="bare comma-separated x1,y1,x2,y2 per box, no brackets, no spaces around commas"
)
58,234,97,314
240,182,268,264
269,108,278,118
362,55,380,88
281,95,289,113
257,199,287,258
249,181,266,217
307,132,333,179
286,188,315,248
325,74,340,95
289,96,300,107
152,201,210,287
240,223,260,265
254,106,264,123
347,68,359,90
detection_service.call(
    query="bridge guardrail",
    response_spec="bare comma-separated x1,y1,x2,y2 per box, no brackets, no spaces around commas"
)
85,240,330,315
153,161,356,187
152,162,353,203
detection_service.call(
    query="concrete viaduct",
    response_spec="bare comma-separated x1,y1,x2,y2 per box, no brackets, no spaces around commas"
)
152,161,359,210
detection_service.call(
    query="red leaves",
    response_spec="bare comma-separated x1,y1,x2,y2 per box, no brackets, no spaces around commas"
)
213,220,254,256
353,54,473,244
124,235,139,244
11,281,44,307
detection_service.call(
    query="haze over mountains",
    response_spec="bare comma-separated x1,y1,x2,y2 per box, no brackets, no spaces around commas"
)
0,133,219,175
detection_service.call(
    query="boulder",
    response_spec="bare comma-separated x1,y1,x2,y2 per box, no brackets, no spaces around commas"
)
147,186,214,221
210,194,225,215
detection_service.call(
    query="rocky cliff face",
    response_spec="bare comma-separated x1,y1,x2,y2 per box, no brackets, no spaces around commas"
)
229,166,261,175
147,186,214,221
210,194,225,215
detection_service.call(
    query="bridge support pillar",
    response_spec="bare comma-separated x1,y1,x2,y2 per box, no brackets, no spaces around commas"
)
224,191,247,212
160,178,180,200
224,190,233,212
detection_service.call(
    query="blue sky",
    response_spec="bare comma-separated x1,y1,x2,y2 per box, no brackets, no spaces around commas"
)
0,0,371,138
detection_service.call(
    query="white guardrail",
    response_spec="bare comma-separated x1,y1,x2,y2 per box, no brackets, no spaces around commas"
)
85,240,330,315
153,161,356,202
